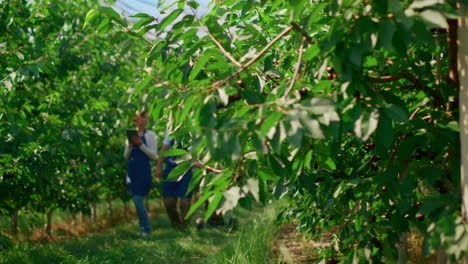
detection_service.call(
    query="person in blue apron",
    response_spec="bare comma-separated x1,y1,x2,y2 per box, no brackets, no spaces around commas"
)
124,110,157,237
155,132,193,230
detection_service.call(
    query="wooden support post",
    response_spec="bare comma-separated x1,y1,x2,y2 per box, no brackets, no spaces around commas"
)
459,3,468,264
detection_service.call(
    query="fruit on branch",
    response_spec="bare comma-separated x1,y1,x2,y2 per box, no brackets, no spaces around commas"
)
299,87,310,98
3,172,16,179
435,180,449,194
315,177,325,183
415,201,422,207
371,237,382,249
326,66,337,80
381,186,387,192
416,214,426,221
236,79,245,88
364,143,375,152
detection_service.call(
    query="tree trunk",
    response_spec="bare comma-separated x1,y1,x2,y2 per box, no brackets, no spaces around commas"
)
79,211,83,224
459,4,468,264
71,212,76,227
10,208,19,237
44,209,53,238
91,202,97,224
397,233,408,264
397,162,410,263
107,197,113,224
436,250,448,264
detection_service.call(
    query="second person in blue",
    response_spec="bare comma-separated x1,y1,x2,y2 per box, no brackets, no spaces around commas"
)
155,131,193,230
124,109,157,237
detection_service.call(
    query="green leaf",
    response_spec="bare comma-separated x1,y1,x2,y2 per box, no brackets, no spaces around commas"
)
133,17,155,31
446,121,460,132
165,160,191,181
186,190,214,218
419,9,448,28
354,109,379,141
375,115,393,150
160,148,188,156
244,178,260,202
301,97,337,115
260,112,282,138
287,119,304,148
381,104,408,123
243,90,265,104
298,111,324,139
188,1,200,9
190,53,212,80
199,102,216,128
218,88,229,106
378,19,396,50
97,6,121,22
204,15,231,51
130,13,152,18
158,9,184,32
409,0,443,9
83,9,99,29
205,192,223,220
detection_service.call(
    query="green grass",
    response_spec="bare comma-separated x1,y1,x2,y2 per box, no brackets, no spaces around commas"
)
0,203,279,264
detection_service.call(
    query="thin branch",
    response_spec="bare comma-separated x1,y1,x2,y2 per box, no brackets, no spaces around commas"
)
369,73,406,83
282,36,305,99
432,72,458,88
370,71,444,106
207,25,295,92
206,31,242,67
409,107,421,121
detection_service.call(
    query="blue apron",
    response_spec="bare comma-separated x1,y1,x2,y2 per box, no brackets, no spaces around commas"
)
162,139,193,198
127,131,152,196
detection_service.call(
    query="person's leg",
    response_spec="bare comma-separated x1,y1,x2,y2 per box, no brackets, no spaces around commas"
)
163,196,181,229
179,197,191,228
133,195,151,235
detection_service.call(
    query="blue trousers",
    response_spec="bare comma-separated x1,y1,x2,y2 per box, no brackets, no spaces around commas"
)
132,195,151,234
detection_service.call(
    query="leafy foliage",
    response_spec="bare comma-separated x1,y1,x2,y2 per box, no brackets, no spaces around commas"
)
0,0,145,218
2,0,468,262
85,0,468,261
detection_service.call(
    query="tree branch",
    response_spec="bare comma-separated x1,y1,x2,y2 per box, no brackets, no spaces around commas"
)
369,73,406,83
206,31,242,67
369,71,444,106
283,36,305,98
208,25,295,92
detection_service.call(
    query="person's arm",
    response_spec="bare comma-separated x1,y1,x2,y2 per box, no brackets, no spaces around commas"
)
155,144,169,179
139,131,157,160
124,141,132,160
155,132,171,179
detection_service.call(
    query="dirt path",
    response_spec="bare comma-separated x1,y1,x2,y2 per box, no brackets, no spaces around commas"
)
270,224,333,264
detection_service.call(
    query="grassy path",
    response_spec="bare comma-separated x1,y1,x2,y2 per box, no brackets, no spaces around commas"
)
0,204,278,264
